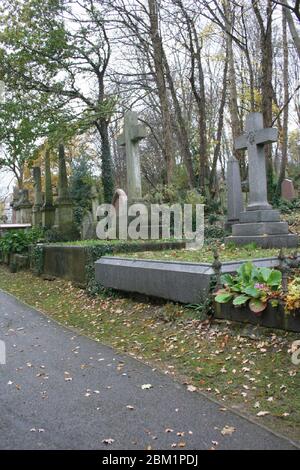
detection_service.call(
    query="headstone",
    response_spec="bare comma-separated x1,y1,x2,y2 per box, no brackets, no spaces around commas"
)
117,110,147,203
281,178,296,201
32,167,43,226
91,185,99,222
54,143,74,233
111,188,128,239
42,149,55,228
81,211,96,240
18,189,33,224
225,157,244,229
225,112,298,248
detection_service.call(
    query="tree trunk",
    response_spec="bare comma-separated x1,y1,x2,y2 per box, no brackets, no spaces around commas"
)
148,0,175,185
209,51,228,196
282,0,300,58
225,6,245,179
253,0,274,199
162,49,195,188
96,119,114,203
276,7,289,197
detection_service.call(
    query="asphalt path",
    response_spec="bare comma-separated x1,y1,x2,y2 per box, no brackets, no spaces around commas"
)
0,289,298,450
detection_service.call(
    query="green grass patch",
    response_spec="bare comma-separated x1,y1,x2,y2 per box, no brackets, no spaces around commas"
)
116,243,297,263
0,265,299,442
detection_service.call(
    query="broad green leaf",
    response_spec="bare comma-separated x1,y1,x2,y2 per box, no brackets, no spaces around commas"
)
243,286,261,298
215,293,233,304
233,295,250,306
267,270,282,287
221,274,233,286
260,267,272,283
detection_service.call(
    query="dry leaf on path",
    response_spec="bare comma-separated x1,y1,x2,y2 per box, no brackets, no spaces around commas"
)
221,425,236,436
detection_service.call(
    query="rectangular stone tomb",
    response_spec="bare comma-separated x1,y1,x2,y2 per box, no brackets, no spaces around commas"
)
95,256,292,304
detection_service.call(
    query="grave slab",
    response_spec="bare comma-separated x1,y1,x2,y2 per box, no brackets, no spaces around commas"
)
95,255,299,304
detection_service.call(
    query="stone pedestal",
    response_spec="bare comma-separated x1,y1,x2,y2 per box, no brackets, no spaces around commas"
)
54,201,74,233
225,209,298,248
42,204,56,228
18,190,33,225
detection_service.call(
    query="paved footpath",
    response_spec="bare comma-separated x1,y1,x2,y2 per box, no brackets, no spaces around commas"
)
0,290,298,450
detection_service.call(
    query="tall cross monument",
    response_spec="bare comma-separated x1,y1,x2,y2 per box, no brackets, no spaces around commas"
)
225,112,298,248
117,110,147,203
235,113,276,211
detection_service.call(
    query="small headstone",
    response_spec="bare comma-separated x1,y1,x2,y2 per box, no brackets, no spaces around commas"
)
90,185,99,222
81,211,96,240
281,179,296,201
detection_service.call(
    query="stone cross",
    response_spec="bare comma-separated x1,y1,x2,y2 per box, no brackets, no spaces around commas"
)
117,110,147,203
235,112,278,211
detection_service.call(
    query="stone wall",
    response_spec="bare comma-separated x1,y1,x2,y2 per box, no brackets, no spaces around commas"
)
30,240,186,289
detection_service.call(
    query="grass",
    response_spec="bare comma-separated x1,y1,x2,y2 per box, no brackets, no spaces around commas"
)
47,238,182,246
116,242,297,263
0,265,299,443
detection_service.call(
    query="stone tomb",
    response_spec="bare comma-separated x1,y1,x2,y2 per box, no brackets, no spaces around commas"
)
225,113,298,248
95,255,298,305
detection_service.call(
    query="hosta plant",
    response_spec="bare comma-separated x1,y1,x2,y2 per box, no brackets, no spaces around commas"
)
214,261,282,314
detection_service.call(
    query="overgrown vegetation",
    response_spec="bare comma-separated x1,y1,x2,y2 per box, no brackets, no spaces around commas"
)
0,227,43,256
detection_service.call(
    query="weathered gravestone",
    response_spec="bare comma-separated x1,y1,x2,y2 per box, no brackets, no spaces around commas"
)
91,185,99,222
225,112,298,248
225,157,244,229
281,178,296,201
32,167,43,226
117,110,147,204
42,149,55,228
81,211,96,240
80,186,99,240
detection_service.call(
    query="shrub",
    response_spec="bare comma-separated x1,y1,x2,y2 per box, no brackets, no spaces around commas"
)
285,277,300,313
0,227,44,256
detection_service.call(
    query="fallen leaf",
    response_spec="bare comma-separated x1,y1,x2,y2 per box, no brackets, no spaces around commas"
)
256,411,270,417
141,384,152,390
221,425,236,436
102,438,115,445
